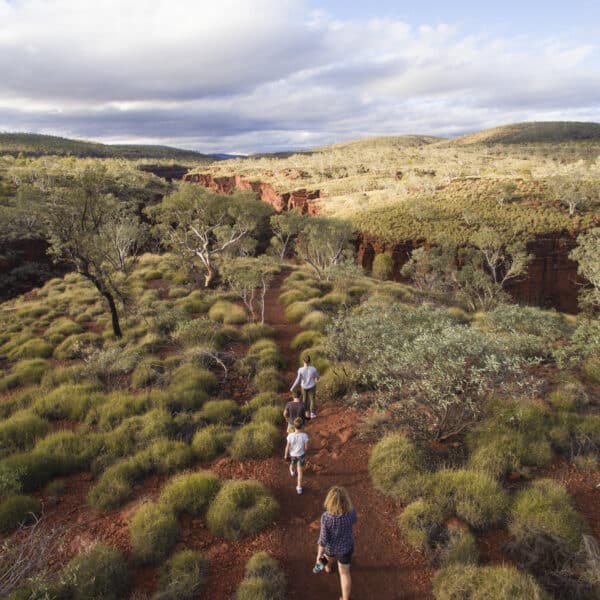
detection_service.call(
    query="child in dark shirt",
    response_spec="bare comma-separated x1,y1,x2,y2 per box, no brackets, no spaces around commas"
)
283,388,307,433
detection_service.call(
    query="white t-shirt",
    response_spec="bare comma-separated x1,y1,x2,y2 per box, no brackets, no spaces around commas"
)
287,431,309,457
291,365,319,390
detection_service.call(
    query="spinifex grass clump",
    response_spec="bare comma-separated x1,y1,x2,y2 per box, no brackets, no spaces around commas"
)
192,424,234,462
228,423,280,459
7,338,54,360
509,479,589,550
208,300,247,324
243,392,281,416
206,480,279,540
89,439,194,510
0,359,50,390
200,399,239,424
159,471,221,516
32,383,105,421
129,502,180,565
235,552,287,600
55,544,130,600
0,494,41,532
155,550,209,600
368,434,427,502
433,563,549,600
290,330,323,351
252,368,286,393
0,411,49,457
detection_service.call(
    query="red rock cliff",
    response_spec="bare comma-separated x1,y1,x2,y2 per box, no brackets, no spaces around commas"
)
356,232,582,313
183,173,321,215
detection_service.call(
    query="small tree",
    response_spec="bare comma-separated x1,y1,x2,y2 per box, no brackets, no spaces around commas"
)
547,177,595,217
148,184,273,287
43,166,147,337
570,227,600,311
220,256,279,324
295,217,354,279
269,211,306,260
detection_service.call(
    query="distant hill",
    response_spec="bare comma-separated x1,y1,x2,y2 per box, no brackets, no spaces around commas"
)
0,132,214,161
315,135,444,152
444,121,600,146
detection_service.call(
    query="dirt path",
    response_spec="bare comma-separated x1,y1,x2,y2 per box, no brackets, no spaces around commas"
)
243,271,434,599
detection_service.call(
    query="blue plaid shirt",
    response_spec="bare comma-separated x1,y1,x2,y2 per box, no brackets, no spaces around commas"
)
318,509,357,556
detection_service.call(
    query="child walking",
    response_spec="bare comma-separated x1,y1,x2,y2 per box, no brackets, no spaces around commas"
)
283,388,306,433
284,417,309,495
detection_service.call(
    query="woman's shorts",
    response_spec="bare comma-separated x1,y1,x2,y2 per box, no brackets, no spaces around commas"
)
290,454,306,467
336,547,354,565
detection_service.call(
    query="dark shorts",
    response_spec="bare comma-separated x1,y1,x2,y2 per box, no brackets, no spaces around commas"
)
290,454,306,467
332,546,353,565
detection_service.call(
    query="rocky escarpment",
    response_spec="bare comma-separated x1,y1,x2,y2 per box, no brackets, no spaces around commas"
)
357,233,582,313
184,173,321,215
138,164,191,182
186,171,582,313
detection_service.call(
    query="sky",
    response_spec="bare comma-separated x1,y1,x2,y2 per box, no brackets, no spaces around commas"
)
0,0,599,154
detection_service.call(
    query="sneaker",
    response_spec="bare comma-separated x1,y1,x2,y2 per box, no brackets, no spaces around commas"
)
296,486,303,494
310,412,317,419
289,465,296,477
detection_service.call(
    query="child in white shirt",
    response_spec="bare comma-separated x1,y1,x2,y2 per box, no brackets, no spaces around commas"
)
284,417,309,495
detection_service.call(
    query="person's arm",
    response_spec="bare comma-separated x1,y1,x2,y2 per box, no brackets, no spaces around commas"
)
284,440,290,460
313,366,320,383
316,514,329,562
303,434,309,454
283,405,289,420
290,369,301,392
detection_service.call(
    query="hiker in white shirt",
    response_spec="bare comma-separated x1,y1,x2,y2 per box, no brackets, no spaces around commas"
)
284,417,309,494
290,354,320,419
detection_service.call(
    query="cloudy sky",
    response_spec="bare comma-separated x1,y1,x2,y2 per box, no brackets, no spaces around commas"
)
0,0,599,153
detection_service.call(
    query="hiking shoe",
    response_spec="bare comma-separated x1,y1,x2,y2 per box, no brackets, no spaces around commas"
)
296,486,303,494
289,465,296,477
310,412,317,419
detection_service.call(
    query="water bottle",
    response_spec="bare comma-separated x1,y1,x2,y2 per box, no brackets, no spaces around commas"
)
312,555,328,574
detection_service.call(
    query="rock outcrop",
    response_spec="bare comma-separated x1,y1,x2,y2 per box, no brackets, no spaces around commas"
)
184,173,321,215
357,233,581,313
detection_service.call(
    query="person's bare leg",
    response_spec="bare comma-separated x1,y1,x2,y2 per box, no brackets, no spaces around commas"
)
338,562,351,600
297,464,303,489
324,555,334,573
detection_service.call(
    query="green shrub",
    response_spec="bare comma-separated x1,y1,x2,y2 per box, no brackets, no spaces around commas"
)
467,427,552,479
253,406,285,425
368,434,427,501
299,310,329,332
17,304,50,319
431,469,509,529
53,332,102,360
143,269,163,281
59,544,130,600
159,472,221,516
8,338,54,360
207,480,279,540
290,330,323,351
252,368,285,393
433,564,549,600
177,291,212,314
155,550,208,600
398,499,445,551
89,391,154,430
241,323,275,342
372,253,394,280
200,399,239,424
209,300,247,324
236,552,286,600
130,502,179,565
509,479,588,550
297,348,330,374
285,301,312,323
582,356,600,384
0,494,41,532
192,424,233,462
0,359,50,390
312,291,348,312
0,387,38,419
0,411,49,456
32,384,105,421
229,423,280,459
279,289,307,306
243,392,281,415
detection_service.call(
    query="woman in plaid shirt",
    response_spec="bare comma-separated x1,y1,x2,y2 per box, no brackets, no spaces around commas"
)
316,486,357,600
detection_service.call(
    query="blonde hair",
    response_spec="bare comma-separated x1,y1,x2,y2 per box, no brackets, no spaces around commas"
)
324,486,353,516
